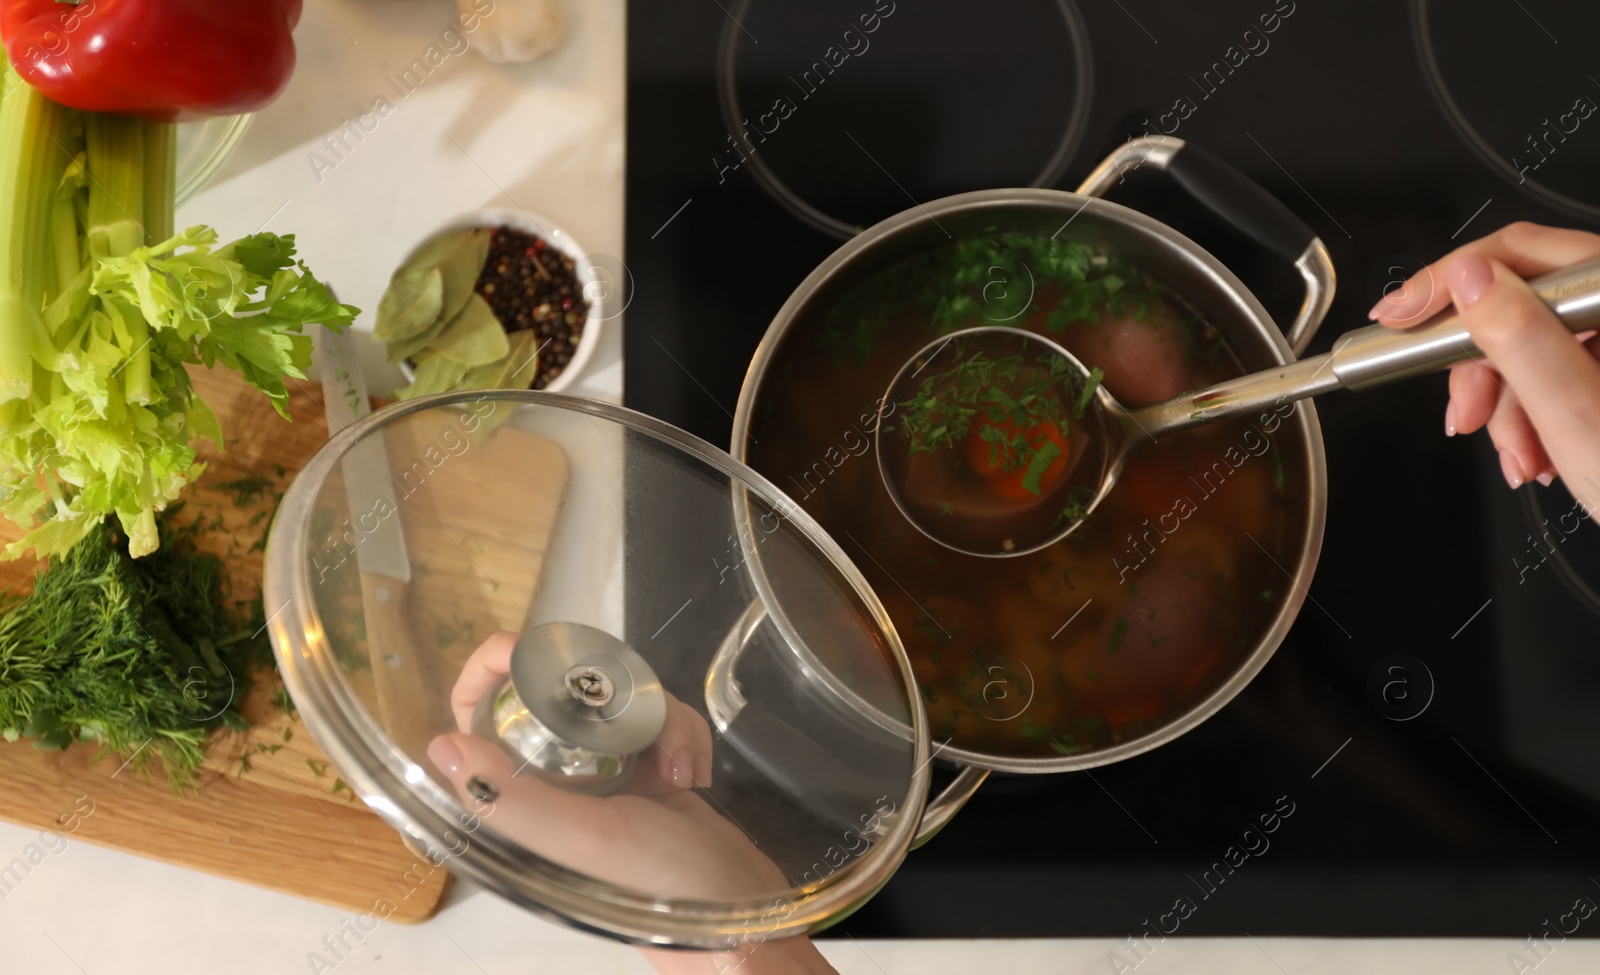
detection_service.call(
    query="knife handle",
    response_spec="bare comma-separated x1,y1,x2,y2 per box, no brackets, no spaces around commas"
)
360,573,441,762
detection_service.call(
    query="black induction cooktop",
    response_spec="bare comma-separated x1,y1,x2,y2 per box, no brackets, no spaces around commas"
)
623,0,1600,939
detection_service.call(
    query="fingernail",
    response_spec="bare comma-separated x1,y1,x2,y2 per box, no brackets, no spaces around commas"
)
428,736,463,776
670,748,695,789
1447,254,1495,309
1536,470,1555,487
695,753,714,788
1500,450,1524,489
1444,400,1457,437
1369,286,1418,321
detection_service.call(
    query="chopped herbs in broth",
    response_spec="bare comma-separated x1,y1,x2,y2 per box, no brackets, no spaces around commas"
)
748,232,1302,758
880,327,1109,554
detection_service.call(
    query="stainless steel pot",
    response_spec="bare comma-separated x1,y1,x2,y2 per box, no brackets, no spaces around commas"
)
727,136,1335,821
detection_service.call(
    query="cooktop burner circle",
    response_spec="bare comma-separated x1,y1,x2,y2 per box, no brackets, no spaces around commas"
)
716,0,1094,239
1413,0,1600,224
1520,486,1600,621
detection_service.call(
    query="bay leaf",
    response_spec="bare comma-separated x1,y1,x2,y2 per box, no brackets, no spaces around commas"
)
459,329,539,391
430,293,509,366
395,352,471,400
385,309,450,364
395,226,491,326
397,228,477,275
456,352,511,392
500,330,541,390
374,267,443,342
383,228,488,363
435,228,492,325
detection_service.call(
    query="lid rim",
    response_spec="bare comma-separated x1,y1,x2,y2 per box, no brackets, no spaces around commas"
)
264,389,933,948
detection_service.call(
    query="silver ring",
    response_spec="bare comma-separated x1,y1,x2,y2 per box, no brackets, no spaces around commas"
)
466,776,500,804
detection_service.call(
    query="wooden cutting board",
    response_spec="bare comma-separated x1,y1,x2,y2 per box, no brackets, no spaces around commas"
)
0,365,568,923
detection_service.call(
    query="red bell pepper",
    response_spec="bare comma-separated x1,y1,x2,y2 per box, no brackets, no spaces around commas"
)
0,0,303,122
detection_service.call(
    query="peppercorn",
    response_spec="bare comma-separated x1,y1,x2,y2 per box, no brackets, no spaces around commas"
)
473,225,589,389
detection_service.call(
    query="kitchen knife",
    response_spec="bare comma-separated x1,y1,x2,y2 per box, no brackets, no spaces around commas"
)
317,325,410,581
314,324,438,760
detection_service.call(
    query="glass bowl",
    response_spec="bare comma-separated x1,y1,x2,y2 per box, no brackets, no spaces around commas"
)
175,113,253,206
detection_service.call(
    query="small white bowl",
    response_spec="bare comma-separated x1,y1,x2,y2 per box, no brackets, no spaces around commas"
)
395,207,605,394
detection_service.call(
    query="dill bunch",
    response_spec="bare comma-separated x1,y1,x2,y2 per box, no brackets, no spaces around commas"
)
0,509,267,790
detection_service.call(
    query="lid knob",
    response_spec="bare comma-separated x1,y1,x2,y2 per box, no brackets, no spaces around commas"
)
470,622,668,795
566,665,616,707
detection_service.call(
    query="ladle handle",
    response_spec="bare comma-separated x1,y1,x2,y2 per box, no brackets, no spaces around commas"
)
1322,258,1600,388
1132,258,1600,439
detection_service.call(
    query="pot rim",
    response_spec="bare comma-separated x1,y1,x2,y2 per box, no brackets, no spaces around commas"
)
730,186,1329,774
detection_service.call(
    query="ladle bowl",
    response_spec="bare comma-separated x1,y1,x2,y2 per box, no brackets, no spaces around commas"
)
874,327,1110,558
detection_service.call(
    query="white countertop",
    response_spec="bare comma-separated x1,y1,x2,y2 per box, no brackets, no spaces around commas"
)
177,0,627,403
3,834,1598,975
1,2,1596,972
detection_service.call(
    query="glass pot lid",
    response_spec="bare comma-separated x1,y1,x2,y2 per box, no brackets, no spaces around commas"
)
263,392,930,948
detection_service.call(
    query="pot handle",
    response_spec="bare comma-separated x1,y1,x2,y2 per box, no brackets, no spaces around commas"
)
1076,135,1336,357
706,599,987,847
912,764,989,849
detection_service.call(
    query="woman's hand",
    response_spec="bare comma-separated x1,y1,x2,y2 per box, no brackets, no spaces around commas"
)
1370,222,1600,494
428,633,837,975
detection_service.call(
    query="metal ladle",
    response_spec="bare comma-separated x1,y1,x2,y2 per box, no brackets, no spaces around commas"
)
877,258,1600,558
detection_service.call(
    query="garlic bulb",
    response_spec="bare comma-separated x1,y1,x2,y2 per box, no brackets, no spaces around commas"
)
465,0,567,64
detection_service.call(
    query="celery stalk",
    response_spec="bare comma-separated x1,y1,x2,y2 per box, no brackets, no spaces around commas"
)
0,55,74,404
142,121,175,249
0,399,20,436
122,313,152,406
45,116,84,306
49,187,80,298
84,113,145,261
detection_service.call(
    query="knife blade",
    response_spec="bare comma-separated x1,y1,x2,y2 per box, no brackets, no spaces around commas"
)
315,323,440,760
315,324,411,583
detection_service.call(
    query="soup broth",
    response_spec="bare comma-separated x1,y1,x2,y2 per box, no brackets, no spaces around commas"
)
747,232,1302,758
